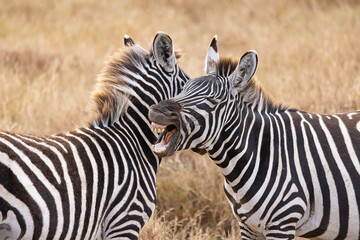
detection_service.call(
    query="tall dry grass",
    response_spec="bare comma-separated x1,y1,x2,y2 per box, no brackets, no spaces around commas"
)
0,0,359,239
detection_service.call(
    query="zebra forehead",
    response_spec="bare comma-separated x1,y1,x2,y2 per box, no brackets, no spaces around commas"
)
185,75,218,88
217,57,238,77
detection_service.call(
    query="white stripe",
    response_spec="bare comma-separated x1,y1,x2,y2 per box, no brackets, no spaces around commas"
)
58,135,87,240
46,137,68,153
347,112,357,120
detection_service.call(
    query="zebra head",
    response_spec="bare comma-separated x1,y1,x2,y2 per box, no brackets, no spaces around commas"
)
148,36,258,157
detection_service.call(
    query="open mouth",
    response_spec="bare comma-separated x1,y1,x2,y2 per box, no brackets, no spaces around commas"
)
150,122,179,156
148,101,182,157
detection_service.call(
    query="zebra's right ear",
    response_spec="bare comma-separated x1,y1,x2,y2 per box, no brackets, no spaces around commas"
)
230,50,258,96
124,35,135,47
205,35,219,75
153,32,176,72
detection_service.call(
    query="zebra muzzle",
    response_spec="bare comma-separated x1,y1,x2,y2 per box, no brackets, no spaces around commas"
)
148,101,182,157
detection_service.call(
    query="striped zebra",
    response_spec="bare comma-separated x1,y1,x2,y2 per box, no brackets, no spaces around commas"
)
149,36,360,239
0,32,189,239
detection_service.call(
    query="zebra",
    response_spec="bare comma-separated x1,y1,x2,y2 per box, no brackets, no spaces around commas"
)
148,36,360,239
0,32,189,239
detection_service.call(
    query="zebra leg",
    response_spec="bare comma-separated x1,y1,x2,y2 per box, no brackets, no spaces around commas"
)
239,221,265,240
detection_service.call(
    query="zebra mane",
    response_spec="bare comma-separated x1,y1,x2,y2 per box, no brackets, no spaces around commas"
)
87,45,148,128
217,57,287,112
217,57,238,77
87,45,181,128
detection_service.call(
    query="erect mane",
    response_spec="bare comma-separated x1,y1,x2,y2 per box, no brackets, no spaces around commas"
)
87,45,182,128
87,45,149,128
217,57,238,77
217,56,287,112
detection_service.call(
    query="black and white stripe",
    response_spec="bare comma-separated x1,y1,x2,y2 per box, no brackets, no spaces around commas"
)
149,37,360,239
0,32,189,239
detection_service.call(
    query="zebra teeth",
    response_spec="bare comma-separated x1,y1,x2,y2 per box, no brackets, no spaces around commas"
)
150,122,167,133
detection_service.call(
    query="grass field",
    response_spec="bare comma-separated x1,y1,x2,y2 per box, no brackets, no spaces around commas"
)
0,0,359,239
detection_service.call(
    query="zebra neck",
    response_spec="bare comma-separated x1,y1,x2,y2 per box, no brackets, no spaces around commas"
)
121,82,167,148
208,105,273,189
117,105,160,170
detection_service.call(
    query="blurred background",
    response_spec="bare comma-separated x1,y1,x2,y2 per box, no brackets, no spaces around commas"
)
0,0,359,239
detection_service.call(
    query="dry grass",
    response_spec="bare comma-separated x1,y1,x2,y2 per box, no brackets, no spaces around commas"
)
0,0,359,239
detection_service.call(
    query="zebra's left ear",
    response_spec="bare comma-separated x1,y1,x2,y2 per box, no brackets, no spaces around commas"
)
205,35,219,75
230,50,258,95
153,32,176,72
124,35,135,47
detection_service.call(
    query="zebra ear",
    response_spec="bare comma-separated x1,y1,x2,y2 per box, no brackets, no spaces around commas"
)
153,32,176,72
205,35,219,75
230,50,258,95
124,35,135,47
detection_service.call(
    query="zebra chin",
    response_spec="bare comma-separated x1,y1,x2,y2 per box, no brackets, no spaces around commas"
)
148,102,182,157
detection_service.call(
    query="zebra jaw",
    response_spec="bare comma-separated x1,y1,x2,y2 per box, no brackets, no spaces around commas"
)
150,122,178,155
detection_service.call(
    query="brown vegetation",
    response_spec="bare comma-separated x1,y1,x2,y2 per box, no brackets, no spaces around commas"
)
0,0,359,239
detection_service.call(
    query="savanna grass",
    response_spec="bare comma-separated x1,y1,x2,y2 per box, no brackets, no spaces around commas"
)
0,0,359,239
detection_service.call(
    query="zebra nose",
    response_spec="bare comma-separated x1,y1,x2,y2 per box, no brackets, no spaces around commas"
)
150,99,181,114
149,100,182,123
